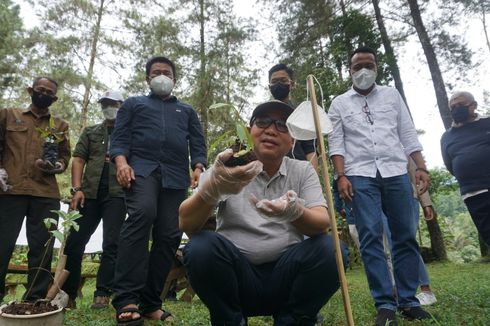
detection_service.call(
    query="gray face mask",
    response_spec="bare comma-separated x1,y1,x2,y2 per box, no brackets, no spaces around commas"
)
352,68,377,90
102,106,118,120
150,75,174,97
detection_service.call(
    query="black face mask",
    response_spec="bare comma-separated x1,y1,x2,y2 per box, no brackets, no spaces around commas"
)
31,90,55,109
270,83,290,100
451,105,471,124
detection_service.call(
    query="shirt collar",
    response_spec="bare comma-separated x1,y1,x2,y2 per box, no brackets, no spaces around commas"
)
347,83,379,98
148,91,178,102
23,105,51,118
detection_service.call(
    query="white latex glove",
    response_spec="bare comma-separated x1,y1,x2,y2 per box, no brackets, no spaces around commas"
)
198,149,263,205
0,168,12,192
250,190,305,223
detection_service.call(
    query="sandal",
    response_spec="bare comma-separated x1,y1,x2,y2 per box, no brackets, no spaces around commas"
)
116,306,144,326
143,309,173,322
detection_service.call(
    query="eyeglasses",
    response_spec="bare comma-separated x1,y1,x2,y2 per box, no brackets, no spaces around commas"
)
252,117,289,133
362,100,374,125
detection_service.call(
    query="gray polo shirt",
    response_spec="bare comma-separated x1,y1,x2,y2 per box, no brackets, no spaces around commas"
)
199,156,326,264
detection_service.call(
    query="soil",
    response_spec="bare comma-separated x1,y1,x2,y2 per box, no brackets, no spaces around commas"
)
42,142,59,166
224,139,257,167
2,301,58,315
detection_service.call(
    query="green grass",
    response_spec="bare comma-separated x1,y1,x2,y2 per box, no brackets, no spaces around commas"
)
4,261,490,325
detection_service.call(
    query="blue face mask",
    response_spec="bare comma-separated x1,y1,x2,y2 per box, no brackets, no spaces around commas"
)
451,105,471,124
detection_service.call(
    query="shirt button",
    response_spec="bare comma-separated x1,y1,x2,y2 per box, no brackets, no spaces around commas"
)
375,157,379,160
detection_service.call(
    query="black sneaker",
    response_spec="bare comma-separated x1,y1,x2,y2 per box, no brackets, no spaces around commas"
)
375,308,398,326
399,306,432,321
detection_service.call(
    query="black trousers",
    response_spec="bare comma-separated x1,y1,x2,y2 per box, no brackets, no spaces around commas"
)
111,171,185,314
0,195,59,301
62,195,126,299
464,190,490,245
183,231,348,326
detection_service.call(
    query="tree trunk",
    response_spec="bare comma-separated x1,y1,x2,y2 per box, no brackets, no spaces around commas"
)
480,0,490,54
425,218,447,261
198,0,208,140
406,0,452,130
371,0,409,108
80,0,105,131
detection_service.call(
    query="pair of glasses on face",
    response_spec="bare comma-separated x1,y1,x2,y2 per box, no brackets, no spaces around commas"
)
362,100,374,125
253,117,289,133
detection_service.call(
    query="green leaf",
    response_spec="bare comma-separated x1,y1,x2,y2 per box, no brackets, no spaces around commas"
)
236,123,247,144
209,103,231,110
51,230,64,243
72,223,80,232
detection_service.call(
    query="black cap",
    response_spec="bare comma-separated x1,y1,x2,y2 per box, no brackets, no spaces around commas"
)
250,100,294,125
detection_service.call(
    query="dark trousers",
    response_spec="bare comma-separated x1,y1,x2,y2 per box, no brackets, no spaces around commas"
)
0,195,59,301
62,196,126,299
183,231,347,326
111,171,185,314
464,190,490,245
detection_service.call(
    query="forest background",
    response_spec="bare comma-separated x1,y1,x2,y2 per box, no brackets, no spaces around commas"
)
2,0,490,262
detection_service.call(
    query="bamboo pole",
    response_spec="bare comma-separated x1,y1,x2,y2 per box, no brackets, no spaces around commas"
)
307,75,354,326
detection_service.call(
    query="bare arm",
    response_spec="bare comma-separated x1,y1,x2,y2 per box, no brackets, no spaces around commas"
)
179,192,216,236
409,151,429,194
291,206,330,236
70,157,86,209
331,154,353,201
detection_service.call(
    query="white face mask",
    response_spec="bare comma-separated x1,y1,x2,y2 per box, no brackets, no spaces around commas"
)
150,75,174,97
102,106,118,120
352,68,377,90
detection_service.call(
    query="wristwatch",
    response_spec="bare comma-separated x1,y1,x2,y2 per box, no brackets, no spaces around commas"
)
194,163,206,172
70,186,82,195
333,172,346,181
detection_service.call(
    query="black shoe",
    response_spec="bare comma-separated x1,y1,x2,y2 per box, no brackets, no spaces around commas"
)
399,306,432,321
375,308,397,326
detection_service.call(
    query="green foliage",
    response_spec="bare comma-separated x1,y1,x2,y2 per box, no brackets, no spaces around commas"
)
44,209,81,243
36,116,66,144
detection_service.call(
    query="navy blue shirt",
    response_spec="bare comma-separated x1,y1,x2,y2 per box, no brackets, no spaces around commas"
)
110,93,207,189
440,117,490,195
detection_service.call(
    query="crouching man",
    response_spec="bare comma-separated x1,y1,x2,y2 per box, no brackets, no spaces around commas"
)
179,100,347,326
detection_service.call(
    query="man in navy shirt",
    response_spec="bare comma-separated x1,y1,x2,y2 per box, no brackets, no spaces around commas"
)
441,90,490,245
110,56,207,325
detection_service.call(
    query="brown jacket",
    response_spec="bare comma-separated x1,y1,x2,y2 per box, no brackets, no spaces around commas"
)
0,107,70,199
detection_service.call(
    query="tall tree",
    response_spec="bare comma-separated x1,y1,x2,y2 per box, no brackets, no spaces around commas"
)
406,0,452,129
32,0,128,131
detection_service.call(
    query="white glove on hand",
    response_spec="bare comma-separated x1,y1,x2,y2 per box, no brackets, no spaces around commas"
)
250,190,305,223
0,168,12,192
198,149,263,205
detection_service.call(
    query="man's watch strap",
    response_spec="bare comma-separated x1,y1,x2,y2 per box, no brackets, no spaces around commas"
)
334,172,346,181
70,186,82,195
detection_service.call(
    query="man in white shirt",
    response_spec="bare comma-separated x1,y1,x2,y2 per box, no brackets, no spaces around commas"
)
328,46,432,326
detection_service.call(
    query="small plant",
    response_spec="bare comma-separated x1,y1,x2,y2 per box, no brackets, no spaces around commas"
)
36,116,65,165
43,210,81,300
208,103,257,167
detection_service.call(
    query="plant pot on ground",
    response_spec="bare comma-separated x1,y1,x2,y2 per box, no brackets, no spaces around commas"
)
0,210,80,325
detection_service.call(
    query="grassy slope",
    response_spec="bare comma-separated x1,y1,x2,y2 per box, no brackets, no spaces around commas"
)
4,261,489,325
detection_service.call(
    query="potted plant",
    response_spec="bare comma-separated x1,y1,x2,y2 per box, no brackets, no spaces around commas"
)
36,116,66,166
0,210,80,326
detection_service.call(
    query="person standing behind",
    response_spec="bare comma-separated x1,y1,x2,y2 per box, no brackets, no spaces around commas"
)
441,91,490,245
0,77,70,302
328,46,432,325
62,90,126,309
110,56,207,325
268,64,318,170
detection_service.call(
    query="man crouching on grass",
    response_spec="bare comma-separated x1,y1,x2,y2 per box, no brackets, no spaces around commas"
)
179,100,347,326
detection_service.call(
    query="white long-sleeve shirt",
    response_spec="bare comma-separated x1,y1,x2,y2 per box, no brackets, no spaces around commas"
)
327,84,423,178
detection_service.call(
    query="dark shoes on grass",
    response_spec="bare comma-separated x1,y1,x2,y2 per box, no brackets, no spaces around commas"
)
376,306,433,325
399,306,433,321
375,308,398,326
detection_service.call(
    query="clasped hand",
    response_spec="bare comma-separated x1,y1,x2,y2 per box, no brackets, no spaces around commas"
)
35,159,64,174
0,168,12,192
198,149,263,205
